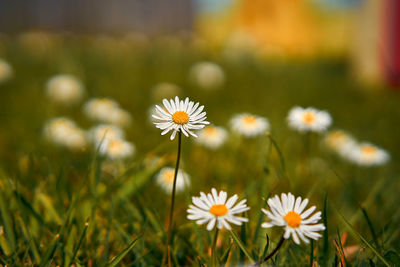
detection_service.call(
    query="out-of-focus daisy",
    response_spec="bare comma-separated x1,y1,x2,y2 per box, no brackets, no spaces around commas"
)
89,124,124,145
187,188,249,231
230,113,270,137
348,142,389,166
156,167,190,193
43,117,88,150
152,96,209,140
287,107,332,133
324,130,355,153
83,98,131,127
261,193,325,245
196,125,228,150
189,61,225,90
0,58,12,83
99,138,135,160
46,74,84,104
151,82,181,102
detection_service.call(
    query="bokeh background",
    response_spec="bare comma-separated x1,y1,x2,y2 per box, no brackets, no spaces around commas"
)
0,0,399,266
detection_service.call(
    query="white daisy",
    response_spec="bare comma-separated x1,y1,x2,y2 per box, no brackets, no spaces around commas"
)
46,74,85,104
99,138,135,160
0,58,12,83
196,125,228,150
230,113,270,137
43,117,88,150
187,188,250,231
347,142,389,166
261,193,325,245
323,130,355,153
156,167,190,193
189,61,225,90
287,107,332,133
83,98,131,127
89,124,125,145
152,96,210,140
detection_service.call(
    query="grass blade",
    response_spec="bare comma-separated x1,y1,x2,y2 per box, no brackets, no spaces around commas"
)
336,210,391,267
229,230,255,264
107,235,141,267
0,188,16,251
360,207,379,249
39,234,59,267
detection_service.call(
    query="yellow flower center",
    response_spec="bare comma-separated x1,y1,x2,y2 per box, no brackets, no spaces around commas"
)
209,204,228,216
362,146,377,154
163,170,175,183
172,111,189,125
204,126,216,135
284,211,302,228
109,140,122,151
243,115,256,125
303,112,316,125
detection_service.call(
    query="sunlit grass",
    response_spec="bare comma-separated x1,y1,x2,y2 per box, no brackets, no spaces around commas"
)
0,33,399,266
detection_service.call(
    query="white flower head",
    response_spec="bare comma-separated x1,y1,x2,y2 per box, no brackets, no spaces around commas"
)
99,138,135,160
196,125,228,150
324,130,355,153
152,96,210,140
190,61,225,90
262,193,325,245
0,58,12,83
83,98,131,127
287,107,332,133
347,142,389,166
90,124,124,145
230,113,270,137
187,188,250,231
46,74,85,104
156,167,190,193
43,117,88,150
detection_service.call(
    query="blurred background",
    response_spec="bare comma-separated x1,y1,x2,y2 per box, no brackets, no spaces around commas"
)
0,0,399,86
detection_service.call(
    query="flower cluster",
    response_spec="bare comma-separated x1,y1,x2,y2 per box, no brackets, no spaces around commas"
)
324,130,389,166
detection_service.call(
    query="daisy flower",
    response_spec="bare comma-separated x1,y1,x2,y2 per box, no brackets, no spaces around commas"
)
83,98,131,127
187,188,249,231
189,61,225,90
156,167,190,193
43,117,88,150
152,96,209,140
287,107,332,133
196,125,228,150
99,138,135,160
347,142,389,166
89,124,125,145
0,58,12,83
323,130,355,153
46,74,85,104
230,113,270,137
261,193,325,245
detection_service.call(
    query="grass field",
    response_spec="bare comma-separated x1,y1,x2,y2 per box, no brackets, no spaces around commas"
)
0,33,399,266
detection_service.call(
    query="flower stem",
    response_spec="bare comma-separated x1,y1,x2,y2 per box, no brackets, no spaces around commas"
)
211,228,219,267
164,130,182,264
252,235,285,266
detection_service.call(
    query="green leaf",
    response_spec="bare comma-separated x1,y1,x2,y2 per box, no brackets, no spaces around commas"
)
107,235,141,267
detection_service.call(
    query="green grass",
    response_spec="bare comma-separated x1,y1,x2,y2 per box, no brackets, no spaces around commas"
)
0,33,399,266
